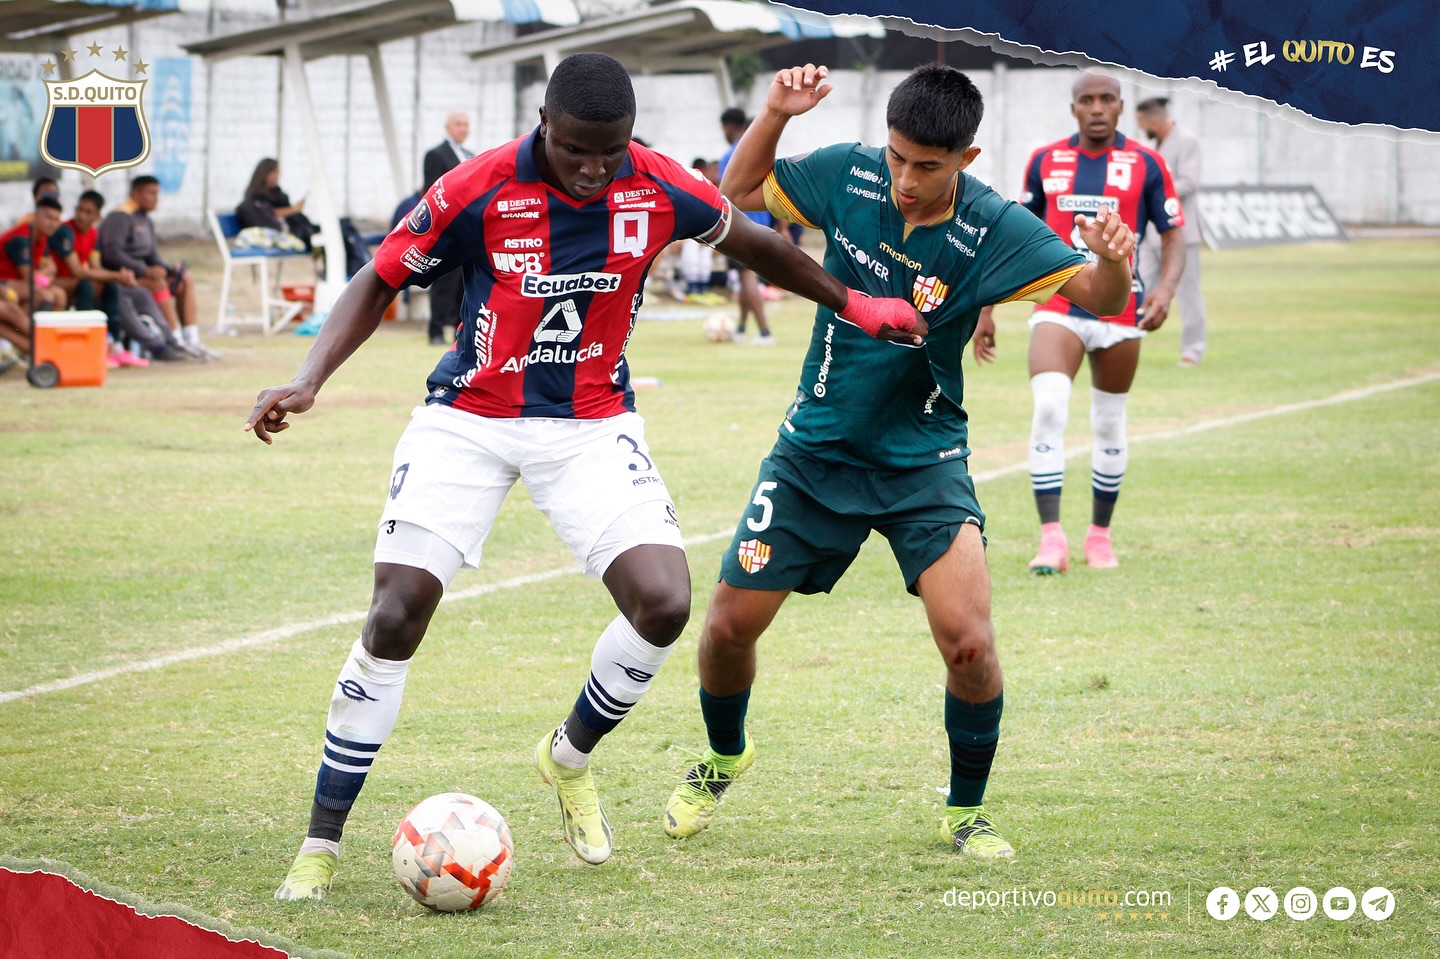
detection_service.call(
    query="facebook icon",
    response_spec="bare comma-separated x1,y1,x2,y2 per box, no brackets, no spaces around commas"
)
1207,886,1241,920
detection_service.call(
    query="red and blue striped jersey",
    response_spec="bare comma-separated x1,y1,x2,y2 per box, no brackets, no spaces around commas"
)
0,223,48,281
374,129,732,419
48,219,98,278
1020,133,1183,326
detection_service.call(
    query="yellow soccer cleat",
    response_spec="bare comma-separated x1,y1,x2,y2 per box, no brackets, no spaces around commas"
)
535,732,613,865
274,850,339,901
663,739,756,839
942,806,1015,859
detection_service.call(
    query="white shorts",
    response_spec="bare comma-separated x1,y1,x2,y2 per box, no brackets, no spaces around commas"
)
1029,311,1146,353
374,405,683,583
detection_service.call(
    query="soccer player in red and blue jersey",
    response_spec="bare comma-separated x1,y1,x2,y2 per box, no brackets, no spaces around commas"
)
249,53,923,899
51,191,186,365
975,71,1184,573
0,197,67,311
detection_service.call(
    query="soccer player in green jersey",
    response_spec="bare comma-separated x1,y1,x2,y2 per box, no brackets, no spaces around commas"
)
662,63,1137,857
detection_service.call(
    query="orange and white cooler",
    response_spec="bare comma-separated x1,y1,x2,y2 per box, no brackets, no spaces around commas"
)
31,310,109,388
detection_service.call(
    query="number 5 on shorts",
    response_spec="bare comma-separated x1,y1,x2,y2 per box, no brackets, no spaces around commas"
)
746,481,778,532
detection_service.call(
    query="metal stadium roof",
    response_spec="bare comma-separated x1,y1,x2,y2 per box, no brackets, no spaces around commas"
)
0,0,180,52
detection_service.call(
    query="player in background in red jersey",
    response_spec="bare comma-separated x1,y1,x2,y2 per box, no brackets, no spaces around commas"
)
0,198,67,311
250,53,924,899
974,71,1184,573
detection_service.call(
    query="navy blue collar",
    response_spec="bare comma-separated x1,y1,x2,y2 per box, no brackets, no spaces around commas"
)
1067,131,1129,151
515,127,544,182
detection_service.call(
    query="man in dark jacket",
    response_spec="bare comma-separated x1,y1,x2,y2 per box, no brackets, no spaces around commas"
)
419,111,471,345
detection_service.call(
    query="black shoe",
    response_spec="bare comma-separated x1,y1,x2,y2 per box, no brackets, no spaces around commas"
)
428,333,447,345
0,356,16,375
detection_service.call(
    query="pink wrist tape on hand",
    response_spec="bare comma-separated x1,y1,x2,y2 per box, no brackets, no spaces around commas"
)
836,289,917,338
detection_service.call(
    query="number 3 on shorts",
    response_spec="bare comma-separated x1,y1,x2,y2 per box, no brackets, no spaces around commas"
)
616,433,654,473
746,481,779,532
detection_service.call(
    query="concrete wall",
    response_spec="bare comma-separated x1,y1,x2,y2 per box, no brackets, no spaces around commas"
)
0,5,518,234
696,65,1440,225
4,5,1435,235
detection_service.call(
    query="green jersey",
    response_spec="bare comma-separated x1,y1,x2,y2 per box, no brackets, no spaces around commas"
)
763,142,1087,470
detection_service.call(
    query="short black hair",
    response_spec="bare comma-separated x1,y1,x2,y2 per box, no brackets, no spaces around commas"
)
32,177,58,198
544,53,635,124
131,175,159,191
1136,97,1169,115
886,64,984,152
720,107,746,128
36,196,62,212
78,190,105,210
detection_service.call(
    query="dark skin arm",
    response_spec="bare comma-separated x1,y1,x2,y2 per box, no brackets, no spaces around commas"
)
712,213,927,344
972,307,998,365
243,262,399,443
246,208,925,444
1134,226,1183,331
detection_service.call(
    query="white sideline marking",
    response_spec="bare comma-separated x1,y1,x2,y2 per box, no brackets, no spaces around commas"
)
969,370,1440,483
0,532,729,706
3,370,1437,706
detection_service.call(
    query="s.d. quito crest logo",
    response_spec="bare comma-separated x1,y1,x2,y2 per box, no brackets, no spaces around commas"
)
39,42,151,177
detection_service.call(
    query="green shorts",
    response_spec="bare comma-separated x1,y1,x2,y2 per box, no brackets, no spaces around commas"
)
717,440,985,596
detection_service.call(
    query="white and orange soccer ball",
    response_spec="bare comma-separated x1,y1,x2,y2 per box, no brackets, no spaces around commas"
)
392,792,514,912
702,312,735,343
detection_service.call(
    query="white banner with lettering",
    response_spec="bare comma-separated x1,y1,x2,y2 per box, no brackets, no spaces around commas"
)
1196,185,1348,249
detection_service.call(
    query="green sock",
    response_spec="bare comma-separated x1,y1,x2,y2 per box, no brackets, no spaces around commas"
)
945,690,1002,807
699,686,750,756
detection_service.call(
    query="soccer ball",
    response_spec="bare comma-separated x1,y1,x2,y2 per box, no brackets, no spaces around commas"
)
702,312,735,343
392,793,514,912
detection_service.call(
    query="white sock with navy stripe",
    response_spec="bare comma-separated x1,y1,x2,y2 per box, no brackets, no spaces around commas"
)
314,639,409,815
552,614,673,768
1090,387,1129,527
1029,371,1072,522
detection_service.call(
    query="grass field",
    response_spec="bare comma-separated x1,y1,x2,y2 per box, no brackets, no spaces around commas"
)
1,239,1437,958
